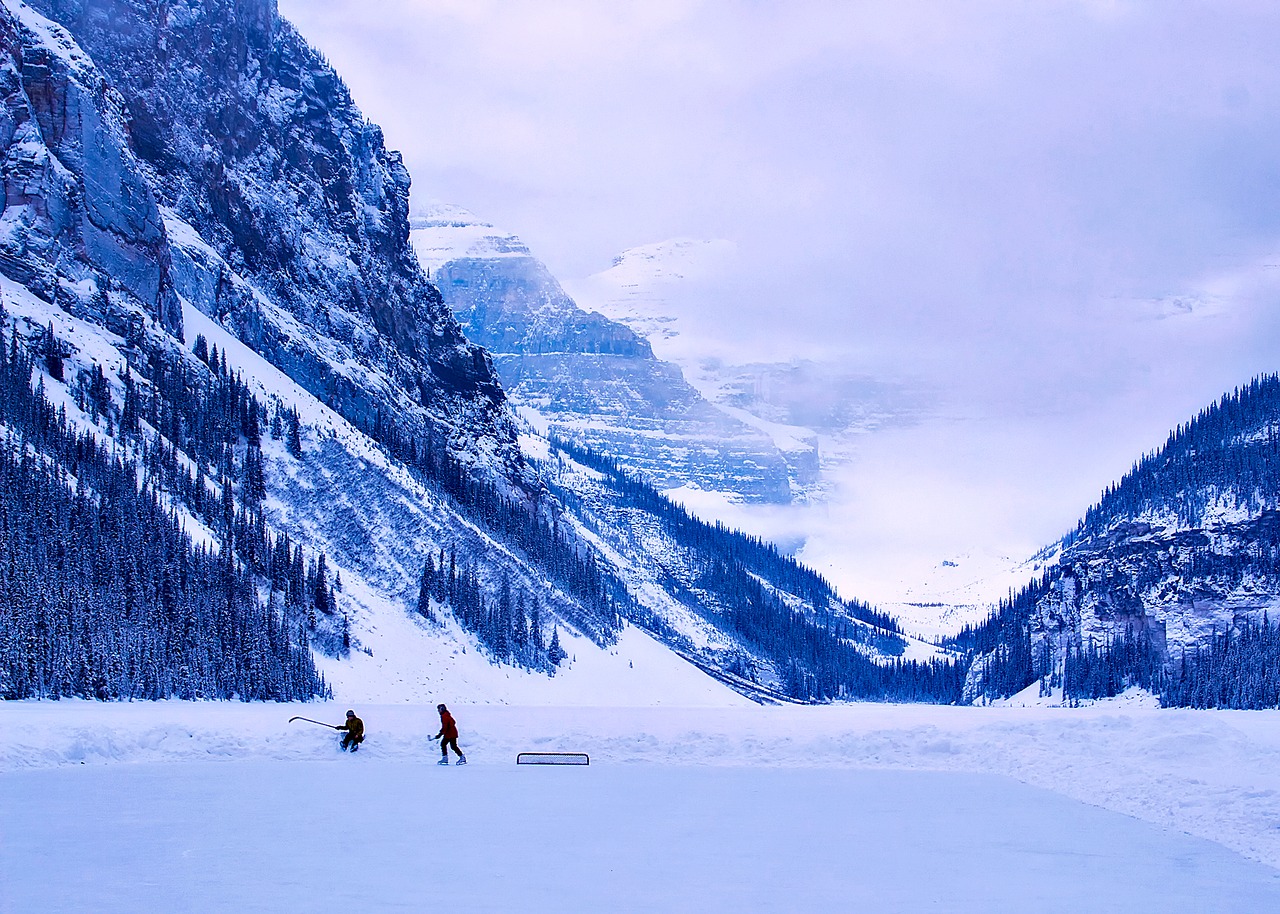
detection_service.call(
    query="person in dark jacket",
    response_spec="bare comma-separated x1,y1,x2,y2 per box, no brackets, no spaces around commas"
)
336,709,364,751
433,703,466,765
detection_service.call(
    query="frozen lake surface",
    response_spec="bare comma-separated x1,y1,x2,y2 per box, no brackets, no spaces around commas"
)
8,759,1280,913
5,700,1280,912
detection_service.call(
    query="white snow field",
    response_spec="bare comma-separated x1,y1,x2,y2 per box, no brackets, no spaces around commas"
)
5,702,1280,912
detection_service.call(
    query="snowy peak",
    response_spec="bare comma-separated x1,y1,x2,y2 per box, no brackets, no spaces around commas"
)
566,238,738,358
410,207,651,359
409,204,533,275
411,207,800,503
604,238,739,285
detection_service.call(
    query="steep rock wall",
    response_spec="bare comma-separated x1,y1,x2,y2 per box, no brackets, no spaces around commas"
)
27,0,517,471
0,0,180,335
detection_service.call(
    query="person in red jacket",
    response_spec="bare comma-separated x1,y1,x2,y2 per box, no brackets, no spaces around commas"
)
433,703,466,765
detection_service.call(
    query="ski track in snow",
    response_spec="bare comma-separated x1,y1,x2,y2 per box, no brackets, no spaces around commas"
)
5,702,1280,875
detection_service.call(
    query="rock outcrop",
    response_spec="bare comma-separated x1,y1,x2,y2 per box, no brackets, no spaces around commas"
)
0,0,180,335
961,375,1280,701
24,0,516,471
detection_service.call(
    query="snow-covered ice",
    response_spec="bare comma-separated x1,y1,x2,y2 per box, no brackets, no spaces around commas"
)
5,701,1280,912
9,760,1279,914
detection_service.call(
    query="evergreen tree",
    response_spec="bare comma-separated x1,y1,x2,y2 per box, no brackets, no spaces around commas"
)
0,336,327,701
287,410,303,458
416,555,434,620
40,322,66,382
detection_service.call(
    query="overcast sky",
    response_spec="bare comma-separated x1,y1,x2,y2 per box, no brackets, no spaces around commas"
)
280,0,1280,605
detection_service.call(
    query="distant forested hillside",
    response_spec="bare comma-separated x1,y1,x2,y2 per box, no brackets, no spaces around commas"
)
953,375,1280,709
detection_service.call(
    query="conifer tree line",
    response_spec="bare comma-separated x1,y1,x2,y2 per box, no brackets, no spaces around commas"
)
0,309,328,700
1161,619,1280,709
552,438,901,633
353,398,629,647
415,550,567,671
124,328,345,654
951,374,1280,708
1069,373,1280,542
964,619,1280,710
1026,617,1280,709
128,331,346,656
952,569,1280,710
1055,632,1164,704
546,440,963,702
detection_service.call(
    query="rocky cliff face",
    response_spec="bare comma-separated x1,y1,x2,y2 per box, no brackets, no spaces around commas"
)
1029,514,1280,662
24,0,516,472
0,0,180,336
415,205,653,360
411,205,795,501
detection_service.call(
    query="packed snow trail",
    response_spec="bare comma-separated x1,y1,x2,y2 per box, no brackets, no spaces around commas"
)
5,759,1280,913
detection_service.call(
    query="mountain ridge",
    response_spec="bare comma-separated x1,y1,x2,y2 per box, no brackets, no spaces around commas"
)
1,0,957,706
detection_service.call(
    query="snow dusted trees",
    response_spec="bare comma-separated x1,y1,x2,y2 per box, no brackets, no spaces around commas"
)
414,553,566,673
0,319,327,700
286,410,304,458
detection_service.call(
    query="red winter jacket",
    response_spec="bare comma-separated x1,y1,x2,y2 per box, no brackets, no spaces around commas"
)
438,709,458,740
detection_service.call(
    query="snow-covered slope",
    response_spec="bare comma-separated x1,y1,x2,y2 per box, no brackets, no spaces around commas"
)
1,0,937,707
566,238,740,366
1,268,748,706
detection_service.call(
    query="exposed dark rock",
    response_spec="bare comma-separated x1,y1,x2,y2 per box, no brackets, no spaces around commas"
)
27,0,517,471
0,2,180,334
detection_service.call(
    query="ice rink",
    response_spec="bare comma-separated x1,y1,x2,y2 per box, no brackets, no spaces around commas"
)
6,701,1280,912
9,759,1280,913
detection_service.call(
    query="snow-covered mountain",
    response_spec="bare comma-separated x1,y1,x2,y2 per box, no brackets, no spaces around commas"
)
0,0,945,707
565,238,738,365
568,236,928,473
959,376,1280,705
5,0,1273,714
410,205,798,504
567,239,978,602
6,0,517,477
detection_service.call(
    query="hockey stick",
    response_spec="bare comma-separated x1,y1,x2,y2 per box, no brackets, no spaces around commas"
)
289,716,338,729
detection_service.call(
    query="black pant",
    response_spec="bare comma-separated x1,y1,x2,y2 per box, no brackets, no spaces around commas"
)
341,734,362,751
441,737,463,758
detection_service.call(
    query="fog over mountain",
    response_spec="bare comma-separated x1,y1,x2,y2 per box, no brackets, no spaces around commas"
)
277,1,1280,611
